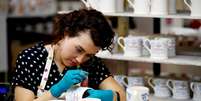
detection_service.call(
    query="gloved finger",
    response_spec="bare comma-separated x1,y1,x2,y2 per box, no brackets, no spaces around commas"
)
72,74,85,82
78,71,88,79
86,95,95,98
72,71,88,80
72,78,81,84
71,70,89,76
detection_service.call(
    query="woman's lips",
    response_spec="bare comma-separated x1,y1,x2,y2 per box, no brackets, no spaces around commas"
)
69,60,77,66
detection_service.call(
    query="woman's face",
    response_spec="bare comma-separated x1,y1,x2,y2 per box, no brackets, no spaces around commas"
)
56,31,100,67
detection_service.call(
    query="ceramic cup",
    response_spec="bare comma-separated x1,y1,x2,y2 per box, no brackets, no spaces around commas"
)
114,75,127,89
126,86,149,101
167,79,190,100
148,77,171,98
65,86,92,101
118,36,143,57
184,0,201,16
161,37,176,57
126,0,151,15
122,76,145,87
116,0,124,12
190,82,201,101
168,0,177,14
143,38,169,59
150,0,168,15
81,0,115,13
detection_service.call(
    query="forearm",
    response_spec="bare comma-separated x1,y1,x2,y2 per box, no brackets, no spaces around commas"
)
115,89,126,101
113,91,117,101
33,91,54,101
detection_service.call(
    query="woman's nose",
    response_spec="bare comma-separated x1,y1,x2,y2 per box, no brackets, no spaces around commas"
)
75,54,86,64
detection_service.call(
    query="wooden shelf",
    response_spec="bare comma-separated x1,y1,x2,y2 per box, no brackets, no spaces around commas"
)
103,12,201,19
96,53,201,66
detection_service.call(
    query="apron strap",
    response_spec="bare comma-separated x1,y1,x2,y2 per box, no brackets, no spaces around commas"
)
38,45,54,91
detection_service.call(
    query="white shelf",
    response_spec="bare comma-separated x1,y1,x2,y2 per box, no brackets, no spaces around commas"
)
103,12,201,19
150,95,192,101
96,54,201,66
7,14,55,18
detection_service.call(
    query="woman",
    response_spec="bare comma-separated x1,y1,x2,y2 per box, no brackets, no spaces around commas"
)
11,9,126,101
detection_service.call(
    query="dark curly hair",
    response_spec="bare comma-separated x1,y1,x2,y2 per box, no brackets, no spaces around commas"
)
46,9,115,51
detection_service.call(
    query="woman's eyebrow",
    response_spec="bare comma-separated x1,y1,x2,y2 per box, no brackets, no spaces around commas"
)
77,45,85,52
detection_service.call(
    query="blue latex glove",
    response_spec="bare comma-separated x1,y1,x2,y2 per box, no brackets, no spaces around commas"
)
50,70,88,97
87,89,114,101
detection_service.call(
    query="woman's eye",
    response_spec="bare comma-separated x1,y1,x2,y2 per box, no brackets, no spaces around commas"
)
76,47,82,53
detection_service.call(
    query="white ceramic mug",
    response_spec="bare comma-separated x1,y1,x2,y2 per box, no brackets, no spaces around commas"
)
148,77,171,98
141,36,151,56
81,0,116,13
118,36,143,57
126,86,149,101
168,0,177,14
65,86,92,101
81,0,99,10
190,82,201,101
114,75,127,89
122,76,144,87
126,0,151,14
161,37,176,57
167,79,190,100
116,0,124,12
143,38,169,59
150,0,168,15
184,0,201,16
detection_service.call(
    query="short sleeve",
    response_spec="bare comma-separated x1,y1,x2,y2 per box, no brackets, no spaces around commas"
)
11,50,39,94
82,57,112,89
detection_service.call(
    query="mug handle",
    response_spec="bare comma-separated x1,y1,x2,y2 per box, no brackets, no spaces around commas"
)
143,39,151,54
80,0,91,8
148,77,154,89
184,0,192,11
117,36,125,50
122,76,128,88
166,79,173,91
190,82,195,92
126,0,135,11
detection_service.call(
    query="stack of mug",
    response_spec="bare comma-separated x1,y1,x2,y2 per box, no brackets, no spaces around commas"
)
117,35,176,59
114,75,149,101
114,74,201,101
81,0,124,13
126,0,176,15
81,0,201,16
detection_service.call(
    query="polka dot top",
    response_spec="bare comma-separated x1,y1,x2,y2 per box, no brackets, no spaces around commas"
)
11,42,112,95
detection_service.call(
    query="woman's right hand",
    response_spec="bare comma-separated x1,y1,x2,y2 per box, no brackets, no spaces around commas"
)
50,70,88,97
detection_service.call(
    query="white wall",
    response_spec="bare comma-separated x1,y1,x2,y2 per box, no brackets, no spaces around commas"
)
0,7,8,72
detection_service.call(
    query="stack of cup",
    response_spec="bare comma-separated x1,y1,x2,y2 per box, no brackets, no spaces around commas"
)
126,0,177,15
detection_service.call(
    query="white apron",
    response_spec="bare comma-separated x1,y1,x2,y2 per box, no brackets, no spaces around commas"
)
36,45,90,100
36,45,65,99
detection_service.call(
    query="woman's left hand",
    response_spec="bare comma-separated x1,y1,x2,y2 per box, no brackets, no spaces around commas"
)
86,89,114,101
50,70,88,97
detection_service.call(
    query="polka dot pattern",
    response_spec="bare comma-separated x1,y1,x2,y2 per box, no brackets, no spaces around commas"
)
11,42,111,95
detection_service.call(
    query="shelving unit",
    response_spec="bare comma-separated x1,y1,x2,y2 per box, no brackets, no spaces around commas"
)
100,12,201,101
103,12,201,19
101,12,201,65
6,15,54,73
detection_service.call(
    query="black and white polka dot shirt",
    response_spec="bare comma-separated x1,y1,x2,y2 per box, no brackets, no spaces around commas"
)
11,42,112,95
